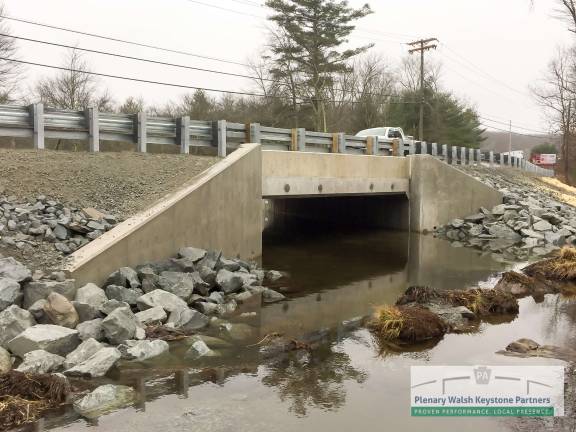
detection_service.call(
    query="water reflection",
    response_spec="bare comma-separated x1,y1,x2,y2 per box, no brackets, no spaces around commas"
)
41,232,575,432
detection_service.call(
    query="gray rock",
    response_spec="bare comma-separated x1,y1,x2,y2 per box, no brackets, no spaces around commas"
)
75,283,108,308
140,273,161,294
16,349,64,374
178,247,207,262
171,257,196,272
0,346,11,373
136,289,188,313
487,224,522,241
491,204,507,216
0,305,36,348
262,288,286,304
195,302,225,316
72,301,102,322
63,338,103,369
167,308,209,331
118,339,169,361
185,340,219,360
189,335,233,350
428,304,476,331
207,291,225,304
53,224,69,240
105,285,143,305
520,229,544,239
216,269,243,294
468,225,484,237
76,318,105,341
135,306,167,325
197,250,221,270
23,279,76,308
533,220,553,232
65,347,121,379
7,324,80,357
158,272,195,302
73,384,134,419
464,213,485,223
541,212,564,225
545,231,565,245
101,307,139,345
450,218,464,228
99,299,130,316
265,270,284,284
0,277,22,311
220,323,255,342
198,266,217,288
0,257,31,282
217,258,241,272
105,267,141,289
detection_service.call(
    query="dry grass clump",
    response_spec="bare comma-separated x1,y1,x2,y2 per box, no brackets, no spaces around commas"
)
524,247,576,281
0,371,70,430
368,305,448,343
498,271,534,286
446,288,518,316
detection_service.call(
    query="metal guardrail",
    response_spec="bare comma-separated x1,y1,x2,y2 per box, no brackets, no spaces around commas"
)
0,103,555,177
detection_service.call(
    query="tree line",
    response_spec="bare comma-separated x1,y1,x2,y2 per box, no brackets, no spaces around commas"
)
0,1,485,148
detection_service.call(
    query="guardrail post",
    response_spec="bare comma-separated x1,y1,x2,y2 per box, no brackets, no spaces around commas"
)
408,141,415,155
290,128,298,151
467,147,473,165
442,144,448,161
371,136,379,155
85,106,99,152
460,147,466,165
366,136,373,155
136,112,147,153
421,141,428,154
331,133,345,153
297,128,306,151
451,146,457,165
489,151,494,166
215,120,227,157
392,138,400,156
177,116,190,154
248,122,261,143
475,149,481,164
31,103,45,150
431,142,438,156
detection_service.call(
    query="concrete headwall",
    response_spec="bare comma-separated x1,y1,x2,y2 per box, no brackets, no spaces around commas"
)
409,155,503,232
262,150,409,197
65,144,262,286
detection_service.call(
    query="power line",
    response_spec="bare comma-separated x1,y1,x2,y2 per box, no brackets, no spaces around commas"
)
478,115,549,134
0,56,419,106
0,14,248,67
479,122,554,139
182,0,265,19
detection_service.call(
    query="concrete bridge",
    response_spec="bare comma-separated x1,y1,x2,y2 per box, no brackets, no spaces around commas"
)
65,144,503,285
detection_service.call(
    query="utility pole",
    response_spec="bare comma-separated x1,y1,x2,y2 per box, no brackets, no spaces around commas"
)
508,120,512,156
408,38,438,142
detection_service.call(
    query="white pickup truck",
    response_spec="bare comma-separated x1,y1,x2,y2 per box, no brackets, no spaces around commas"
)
355,127,414,151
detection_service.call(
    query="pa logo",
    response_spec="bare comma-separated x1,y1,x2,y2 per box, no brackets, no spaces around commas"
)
474,366,492,385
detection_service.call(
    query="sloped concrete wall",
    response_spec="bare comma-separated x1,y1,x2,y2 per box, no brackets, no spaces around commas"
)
65,144,262,286
409,155,503,232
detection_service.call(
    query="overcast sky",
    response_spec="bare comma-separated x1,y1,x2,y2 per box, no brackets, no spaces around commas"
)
2,0,572,134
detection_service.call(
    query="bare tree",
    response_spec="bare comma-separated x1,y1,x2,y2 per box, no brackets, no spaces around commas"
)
0,4,21,103
117,96,145,114
532,47,576,182
32,49,112,110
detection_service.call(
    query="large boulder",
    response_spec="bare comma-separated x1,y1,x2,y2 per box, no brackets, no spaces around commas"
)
0,278,22,311
0,346,11,373
105,285,143,305
43,292,79,328
16,349,64,374
167,308,209,331
215,269,243,294
105,267,141,289
7,324,80,357
262,288,285,304
64,338,104,369
0,305,36,348
117,340,169,361
101,307,139,345
76,319,105,342
23,279,76,308
185,340,219,360
0,257,31,283
72,301,102,322
99,299,130,316
75,283,107,308
135,306,167,325
65,346,121,378
178,247,206,262
28,299,50,324
73,384,135,419
136,289,188,313
158,272,195,302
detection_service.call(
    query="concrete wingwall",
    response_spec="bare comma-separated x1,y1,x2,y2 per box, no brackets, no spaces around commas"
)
409,155,503,232
65,144,262,287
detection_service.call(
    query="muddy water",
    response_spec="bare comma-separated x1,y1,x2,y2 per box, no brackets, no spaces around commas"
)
44,231,576,432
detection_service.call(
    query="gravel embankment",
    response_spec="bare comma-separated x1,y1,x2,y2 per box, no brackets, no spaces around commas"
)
0,150,218,270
